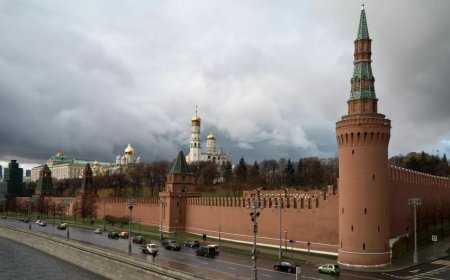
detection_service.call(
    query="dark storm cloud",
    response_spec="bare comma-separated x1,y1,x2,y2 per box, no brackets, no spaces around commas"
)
0,0,449,168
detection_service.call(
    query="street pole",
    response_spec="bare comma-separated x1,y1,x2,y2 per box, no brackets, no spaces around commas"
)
103,199,106,231
409,198,421,265
28,198,32,230
278,194,283,259
159,200,165,240
219,224,221,246
62,198,71,239
127,198,136,255
252,196,257,280
249,188,261,280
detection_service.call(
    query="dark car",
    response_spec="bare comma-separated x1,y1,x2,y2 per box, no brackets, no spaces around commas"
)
165,242,181,251
132,236,145,244
57,223,68,230
273,261,299,274
195,246,216,258
108,231,119,239
161,238,176,246
183,240,200,248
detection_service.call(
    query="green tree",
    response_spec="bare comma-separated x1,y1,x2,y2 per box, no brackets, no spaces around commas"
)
284,159,295,186
296,159,305,188
235,157,248,183
248,161,260,188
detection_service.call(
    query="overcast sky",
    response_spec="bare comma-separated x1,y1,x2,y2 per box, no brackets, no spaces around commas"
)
1,0,450,171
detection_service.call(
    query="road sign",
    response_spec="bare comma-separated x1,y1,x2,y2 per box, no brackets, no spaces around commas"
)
432,235,437,242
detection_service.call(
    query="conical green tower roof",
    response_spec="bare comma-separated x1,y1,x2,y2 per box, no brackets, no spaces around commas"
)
350,4,376,100
169,150,190,174
42,164,51,173
357,4,369,39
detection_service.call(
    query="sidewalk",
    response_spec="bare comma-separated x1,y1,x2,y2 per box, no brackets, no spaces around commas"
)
224,235,450,273
329,235,450,273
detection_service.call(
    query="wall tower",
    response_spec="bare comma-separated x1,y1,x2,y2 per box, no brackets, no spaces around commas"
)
160,150,200,233
336,4,391,267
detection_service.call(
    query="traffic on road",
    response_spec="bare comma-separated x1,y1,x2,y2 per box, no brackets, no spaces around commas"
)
1,217,449,280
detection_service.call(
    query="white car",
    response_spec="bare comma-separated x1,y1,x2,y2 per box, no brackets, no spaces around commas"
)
37,220,47,226
35,220,42,224
140,243,159,256
94,228,103,234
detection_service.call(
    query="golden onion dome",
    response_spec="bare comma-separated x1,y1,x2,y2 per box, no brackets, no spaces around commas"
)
55,151,64,157
207,132,216,141
191,114,201,123
124,143,134,155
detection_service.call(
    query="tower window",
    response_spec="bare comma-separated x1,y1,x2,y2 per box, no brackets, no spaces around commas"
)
364,208,367,214
341,241,342,248
342,208,344,214
363,243,366,250
378,225,380,232
352,149,355,155
373,174,375,181
351,225,353,232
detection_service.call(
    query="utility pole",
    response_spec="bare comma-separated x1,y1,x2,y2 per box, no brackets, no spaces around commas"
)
409,198,421,265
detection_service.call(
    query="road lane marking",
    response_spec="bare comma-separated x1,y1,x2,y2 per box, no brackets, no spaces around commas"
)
260,273,272,278
344,273,386,280
415,277,445,280
432,260,450,266
227,267,237,271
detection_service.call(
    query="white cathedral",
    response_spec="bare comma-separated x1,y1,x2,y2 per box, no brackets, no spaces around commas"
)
115,143,140,166
185,111,228,166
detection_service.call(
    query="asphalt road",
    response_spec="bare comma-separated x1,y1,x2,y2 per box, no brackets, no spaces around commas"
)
1,217,449,280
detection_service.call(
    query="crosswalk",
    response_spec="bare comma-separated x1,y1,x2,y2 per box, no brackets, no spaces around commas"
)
382,259,450,280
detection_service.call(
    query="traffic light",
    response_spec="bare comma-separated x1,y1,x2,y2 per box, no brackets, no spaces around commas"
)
250,211,260,222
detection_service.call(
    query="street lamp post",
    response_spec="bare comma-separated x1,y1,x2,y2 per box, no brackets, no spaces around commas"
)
409,198,422,265
159,200,166,240
127,198,136,255
273,193,284,259
248,188,262,280
62,198,72,239
103,199,106,231
27,197,33,230
219,224,221,246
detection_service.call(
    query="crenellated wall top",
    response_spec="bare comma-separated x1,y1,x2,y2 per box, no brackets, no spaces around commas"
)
389,165,450,187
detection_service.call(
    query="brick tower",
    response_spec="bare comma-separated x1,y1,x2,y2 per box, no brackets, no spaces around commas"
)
160,150,200,233
336,4,391,267
35,164,54,195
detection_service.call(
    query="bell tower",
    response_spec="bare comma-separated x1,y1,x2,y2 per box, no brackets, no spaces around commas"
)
187,107,202,163
336,4,391,267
